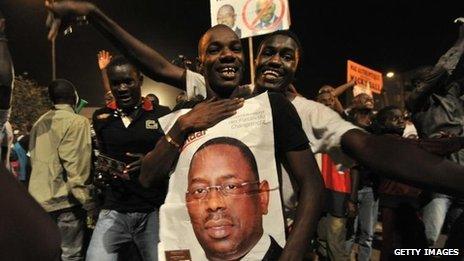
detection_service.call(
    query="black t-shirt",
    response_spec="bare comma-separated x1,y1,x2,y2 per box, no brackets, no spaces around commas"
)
92,105,170,212
267,92,309,153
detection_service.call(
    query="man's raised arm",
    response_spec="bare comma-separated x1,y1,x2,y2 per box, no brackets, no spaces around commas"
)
46,1,185,88
341,129,464,196
406,22,464,113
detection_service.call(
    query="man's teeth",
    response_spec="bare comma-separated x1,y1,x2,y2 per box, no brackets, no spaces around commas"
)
263,70,279,77
220,67,237,77
220,67,237,73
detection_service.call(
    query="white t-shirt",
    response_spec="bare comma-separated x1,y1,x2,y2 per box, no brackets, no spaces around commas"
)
185,71,360,221
290,96,358,166
185,70,207,99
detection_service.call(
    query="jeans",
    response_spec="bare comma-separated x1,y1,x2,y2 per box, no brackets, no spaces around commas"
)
422,193,451,245
50,208,85,261
317,214,349,261
381,204,427,261
86,209,159,261
345,187,379,261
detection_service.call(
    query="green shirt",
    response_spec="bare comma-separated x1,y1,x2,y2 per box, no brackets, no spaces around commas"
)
29,104,93,212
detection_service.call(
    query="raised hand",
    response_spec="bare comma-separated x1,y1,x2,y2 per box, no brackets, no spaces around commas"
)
45,0,96,40
97,50,112,70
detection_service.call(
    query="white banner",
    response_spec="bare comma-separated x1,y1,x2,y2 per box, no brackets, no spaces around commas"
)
158,93,285,260
210,0,291,39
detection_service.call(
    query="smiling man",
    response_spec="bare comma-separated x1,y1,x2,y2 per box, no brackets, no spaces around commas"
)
186,137,281,260
45,3,464,260
253,30,464,196
88,56,172,260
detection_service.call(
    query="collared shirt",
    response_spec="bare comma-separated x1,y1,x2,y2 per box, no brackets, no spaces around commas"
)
92,99,170,212
29,104,93,212
242,234,271,261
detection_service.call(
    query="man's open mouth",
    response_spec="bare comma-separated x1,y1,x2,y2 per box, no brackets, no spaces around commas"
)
217,66,238,80
117,92,132,103
261,68,283,81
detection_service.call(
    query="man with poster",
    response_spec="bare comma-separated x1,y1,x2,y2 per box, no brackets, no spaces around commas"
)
46,3,464,259
186,137,282,260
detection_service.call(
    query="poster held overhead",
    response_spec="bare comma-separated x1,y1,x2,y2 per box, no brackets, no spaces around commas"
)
347,60,383,95
210,0,291,39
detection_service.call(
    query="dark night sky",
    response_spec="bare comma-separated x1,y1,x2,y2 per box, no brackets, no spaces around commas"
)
1,1,462,106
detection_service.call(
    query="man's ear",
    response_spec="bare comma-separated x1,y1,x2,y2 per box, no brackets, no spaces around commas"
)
259,180,270,215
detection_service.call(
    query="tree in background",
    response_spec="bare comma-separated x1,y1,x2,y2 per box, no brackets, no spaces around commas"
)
10,75,52,134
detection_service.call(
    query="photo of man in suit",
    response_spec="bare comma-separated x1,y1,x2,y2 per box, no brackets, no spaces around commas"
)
186,137,282,260
217,4,242,38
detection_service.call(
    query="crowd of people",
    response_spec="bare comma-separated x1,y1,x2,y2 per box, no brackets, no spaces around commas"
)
1,1,464,260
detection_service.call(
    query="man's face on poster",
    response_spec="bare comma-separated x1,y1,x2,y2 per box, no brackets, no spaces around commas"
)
217,5,237,28
256,0,276,24
186,143,269,260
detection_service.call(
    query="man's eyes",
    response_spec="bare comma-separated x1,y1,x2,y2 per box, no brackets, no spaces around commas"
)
207,47,220,54
223,183,239,191
282,54,294,60
192,188,208,194
262,49,274,56
232,47,242,52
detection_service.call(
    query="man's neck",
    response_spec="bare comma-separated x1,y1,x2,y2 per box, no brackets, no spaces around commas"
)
253,84,286,96
206,85,233,100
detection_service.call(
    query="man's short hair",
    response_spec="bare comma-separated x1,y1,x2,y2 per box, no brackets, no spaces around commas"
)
258,30,303,57
192,137,259,181
48,79,76,104
374,105,400,125
197,24,236,59
107,55,140,75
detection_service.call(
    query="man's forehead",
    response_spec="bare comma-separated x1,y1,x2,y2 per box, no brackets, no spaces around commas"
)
262,35,298,51
108,64,138,76
192,144,240,162
203,29,239,46
189,144,252,177
218,6,234,15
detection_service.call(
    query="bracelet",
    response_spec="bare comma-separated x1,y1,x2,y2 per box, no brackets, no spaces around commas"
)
165,134,181,149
